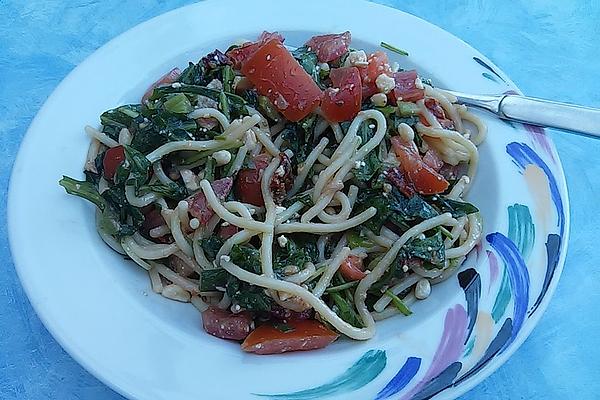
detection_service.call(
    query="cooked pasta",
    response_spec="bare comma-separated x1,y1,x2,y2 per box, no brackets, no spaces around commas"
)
60,30,485,354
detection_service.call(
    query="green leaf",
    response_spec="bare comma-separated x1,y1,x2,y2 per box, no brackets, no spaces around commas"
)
347,230,375,249
272,322,295,333
396,101,420,117
380,41,409,56
123,145,151,189
292,46,322,87
200,236,224,261
257,95,281,122
283,192,313,208
426,196,479,218
273,234,318,271
226,276,272,312
141,182,188,200
200,269,229,291
163,93,193,114
401,230,446,266
385,290,412,315
222,65,235,93
230,244,261,274
330,292,363,327
59,176,106,211
218,90,230,121
204,157,216,182
100,104,143,140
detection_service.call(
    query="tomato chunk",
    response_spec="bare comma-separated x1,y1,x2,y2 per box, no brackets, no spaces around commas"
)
321,66,362,122
241,319,338,354
392,70,424,103
424,98,455,129
390,136,449,195
226,31,284,69
305,31,351,63
202,307,253,341
423,148,444,172
103,145,125,180
241,39,322,121
218,224,239,240
235,168,264,206
360,51,392,98
141,67,181,104
339,255,366,280
187,177,233,224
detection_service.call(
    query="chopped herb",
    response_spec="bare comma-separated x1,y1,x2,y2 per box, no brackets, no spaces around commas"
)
380,41,409,56
330,292,363,327
347,230,375,249
204,157,216,182
257,95,280,121
426,196,479,217
325,281,359,293
230,244,261,274
385,290,412,315
163,93,193,114
200,236,224,261
200,269,229,291
400,230,446,267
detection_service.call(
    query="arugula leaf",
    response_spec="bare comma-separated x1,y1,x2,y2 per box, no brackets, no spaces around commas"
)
292,46,322,87
347,230,375,249
178,61,205,86
400,230,445,266
200,236,224,261
226,276,272,312
257,96,280,122
141,182,188,201
100,104,143,140
221,65,235,93
59,176,106,211
330,292,363,328
273,234,318,271
284,191,313,208
426,196,479,217
389,189,439,221
354,188,391,232
204,157,216,182
163,93,193,114
123,145,151,189
101,185,145,237
130,115,196,154
230,244,261,274
218,90,230,121
200,269,229,291
281,114,317,164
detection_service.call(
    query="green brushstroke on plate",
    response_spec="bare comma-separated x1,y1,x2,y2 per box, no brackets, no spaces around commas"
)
508,204,535,260
491,267,511,323
254,349,386,399
464,336,476,357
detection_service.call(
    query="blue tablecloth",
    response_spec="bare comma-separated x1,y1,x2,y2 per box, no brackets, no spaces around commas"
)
1,1,598,399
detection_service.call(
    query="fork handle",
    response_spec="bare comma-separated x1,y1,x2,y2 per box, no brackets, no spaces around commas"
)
500,95,600,138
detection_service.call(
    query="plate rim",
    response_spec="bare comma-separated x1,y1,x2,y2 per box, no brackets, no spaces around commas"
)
7,1,570,399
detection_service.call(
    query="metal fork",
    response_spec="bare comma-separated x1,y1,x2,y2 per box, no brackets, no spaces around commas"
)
443,90,600,138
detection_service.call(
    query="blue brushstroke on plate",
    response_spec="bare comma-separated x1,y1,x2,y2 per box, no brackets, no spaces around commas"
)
506,142,565,236
487,233,530,350
411,362,462,400
473,56,507,83
374,357,421,400
458,268,481,344
530,234,561,315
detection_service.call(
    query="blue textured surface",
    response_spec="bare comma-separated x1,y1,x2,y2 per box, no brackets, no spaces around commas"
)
1,1,598,399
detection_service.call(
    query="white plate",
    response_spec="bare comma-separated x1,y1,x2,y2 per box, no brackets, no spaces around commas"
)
8,1,569,399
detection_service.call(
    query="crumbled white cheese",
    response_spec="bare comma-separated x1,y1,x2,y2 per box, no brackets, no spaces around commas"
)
391,62,400,73
189,218,200,230
207,78,223,90
221,221,230,227
318,62,330,72
354,160,366,169
220,255,231,263
344,50,368,67
274,165,285,177
277,235,289,248
383,183,392,193
171,82,182,89
415,279,431,300
375,73,395,94
211,150,232,166
402,264,409,272
370,93,387,107
414,77,424,90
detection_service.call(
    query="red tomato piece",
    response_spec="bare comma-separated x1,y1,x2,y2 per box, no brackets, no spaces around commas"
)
141,67,181,104
140,206,165,237
360,51,392,98
226,31,284,69
252,153,271,170
339,255,366,280
202,307,254,341
423,149,444,172
270,153,294,204
103,145,125,180
390,136,449,195
235,168,264,206
424,98,455,129
187,177,233,224
218,224,239,240
242,39,322,121
386,166,417,198
392,70,424,103
241,319,338,354
321,66,362,123
305,31,351,63
270,305,314,321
